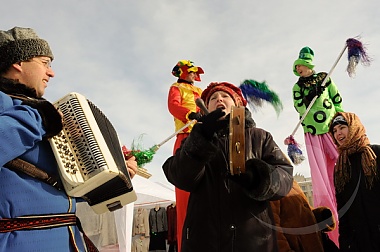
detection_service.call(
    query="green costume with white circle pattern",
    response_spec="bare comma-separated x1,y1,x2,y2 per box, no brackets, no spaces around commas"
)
292,72,344,135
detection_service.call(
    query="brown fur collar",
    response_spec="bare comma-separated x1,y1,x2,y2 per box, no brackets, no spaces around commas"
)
0,76,63,138
0,76,39,98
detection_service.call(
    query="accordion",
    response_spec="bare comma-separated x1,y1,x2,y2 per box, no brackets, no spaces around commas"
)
49,92,137,214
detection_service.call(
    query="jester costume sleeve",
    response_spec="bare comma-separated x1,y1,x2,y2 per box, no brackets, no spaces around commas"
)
168,82,202,134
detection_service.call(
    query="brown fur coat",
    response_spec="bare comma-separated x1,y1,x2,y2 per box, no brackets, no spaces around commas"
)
270,181,336,252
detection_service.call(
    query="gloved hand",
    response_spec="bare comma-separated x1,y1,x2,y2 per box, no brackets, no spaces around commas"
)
188,112,202,121
197,108,226,140
316,84,326,96
313,207,336,232
303,85,326,107
305,85,326,101
229,158,271,190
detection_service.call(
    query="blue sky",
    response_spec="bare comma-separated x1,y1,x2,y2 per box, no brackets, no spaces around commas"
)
3,0,380,187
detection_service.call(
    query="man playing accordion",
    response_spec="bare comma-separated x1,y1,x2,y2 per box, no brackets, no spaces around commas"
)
0,26,137,252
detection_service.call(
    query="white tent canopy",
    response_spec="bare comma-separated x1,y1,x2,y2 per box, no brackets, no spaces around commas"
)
133,175,175,208
77,175,176,252
115,175,175,252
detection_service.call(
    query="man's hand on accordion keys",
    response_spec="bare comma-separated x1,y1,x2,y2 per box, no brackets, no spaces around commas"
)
57,109,64,124
125,155,138,179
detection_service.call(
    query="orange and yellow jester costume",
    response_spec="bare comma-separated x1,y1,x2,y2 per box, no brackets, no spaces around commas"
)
167,60,204,251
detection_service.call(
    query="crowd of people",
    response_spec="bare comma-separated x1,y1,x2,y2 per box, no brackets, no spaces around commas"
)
163,46,379,251
1,25,379,252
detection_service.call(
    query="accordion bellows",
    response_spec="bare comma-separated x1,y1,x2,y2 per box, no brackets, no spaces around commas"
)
49,92,137,214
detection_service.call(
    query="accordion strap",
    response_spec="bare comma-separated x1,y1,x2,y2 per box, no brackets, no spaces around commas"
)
5,158,63,191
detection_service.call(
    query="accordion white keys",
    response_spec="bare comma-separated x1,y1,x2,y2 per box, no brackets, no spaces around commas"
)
49,92,137,214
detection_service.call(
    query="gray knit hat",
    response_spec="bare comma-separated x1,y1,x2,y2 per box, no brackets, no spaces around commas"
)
0,27,54,72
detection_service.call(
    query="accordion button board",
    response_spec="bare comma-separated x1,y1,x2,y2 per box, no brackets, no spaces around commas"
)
49,92,137,214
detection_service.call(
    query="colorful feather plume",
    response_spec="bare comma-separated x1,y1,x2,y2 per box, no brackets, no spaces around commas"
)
239,79,283,116
121,119,196,168
284,135,305,165
346,38,371,77
122,135,158,167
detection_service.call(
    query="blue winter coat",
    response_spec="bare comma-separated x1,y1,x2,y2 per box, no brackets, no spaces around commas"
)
0,88,86,251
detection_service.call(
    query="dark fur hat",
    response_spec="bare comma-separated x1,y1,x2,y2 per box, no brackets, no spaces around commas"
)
0,27,53,72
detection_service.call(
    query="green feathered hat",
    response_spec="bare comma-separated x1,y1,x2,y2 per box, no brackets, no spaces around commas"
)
293,46,315,76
